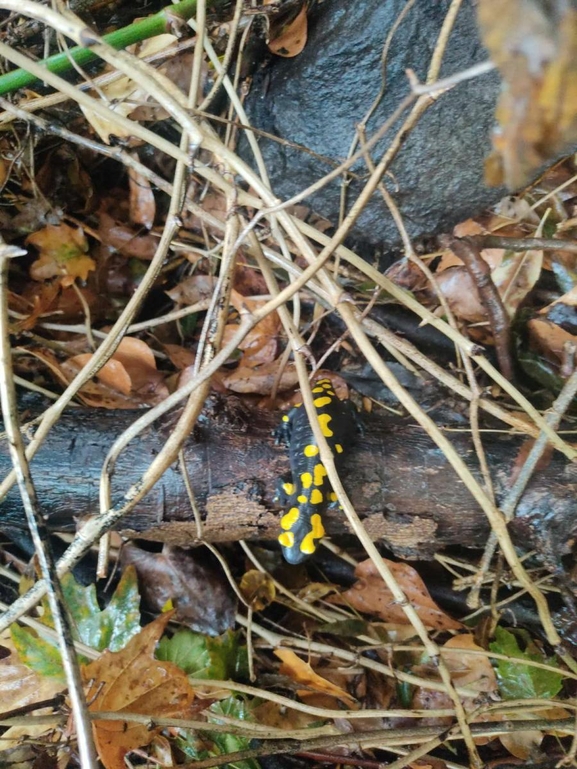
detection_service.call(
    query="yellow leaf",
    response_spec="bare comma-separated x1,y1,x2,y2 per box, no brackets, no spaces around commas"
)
275,648,356,706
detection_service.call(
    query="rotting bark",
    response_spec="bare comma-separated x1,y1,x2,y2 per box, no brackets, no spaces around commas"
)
0,399,575,561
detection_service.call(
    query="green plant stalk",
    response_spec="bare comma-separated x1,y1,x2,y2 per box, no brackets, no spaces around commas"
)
0,0,220,96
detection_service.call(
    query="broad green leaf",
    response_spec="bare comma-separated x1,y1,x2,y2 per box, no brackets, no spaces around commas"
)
157,628,248,680
11,623,67,682
79,565,141,651
207,698,259,769
175,696,259,769
489,627,563,700
157,628,212,677
11,566,141,678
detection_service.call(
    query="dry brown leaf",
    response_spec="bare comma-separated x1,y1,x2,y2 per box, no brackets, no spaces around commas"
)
26,223,94,286
542,284,577,310
65,341,168,406
412,635,499,741
499,729,543,760
0,632,64,747
81,612,194,769
68,354,132,395
239,570,276,611
222,359,299,394
478,0,577,187
163,344,196,370
328,558,462,631
275,648,356,706
121,544,236,636
99,211,159,261
81,34,178,143
527,317,577,363
268,3,308,57
128,157,155,229
433,267,487,323
492,249,543,317
166,274,217,305
228,294,281,368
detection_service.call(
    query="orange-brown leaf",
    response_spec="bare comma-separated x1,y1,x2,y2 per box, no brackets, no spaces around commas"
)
329,559,462,631
275,648,356,706
81,612,194,769
478,0,577,187
27,223,94,285
268,4,308,57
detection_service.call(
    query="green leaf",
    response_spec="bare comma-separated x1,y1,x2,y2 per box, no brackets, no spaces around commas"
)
207,698,259,769
157,628,212,676
157,628,248,680
489,627,563,700
175,696,259,769
11,566,142,678
78,565,141,652
10,623,67,682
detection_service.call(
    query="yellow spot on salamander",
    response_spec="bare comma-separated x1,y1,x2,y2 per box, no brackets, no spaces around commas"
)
313,396,332,408
281,507,300,530
282,482,295,495
313,463,327,486
304,444,319,457
335,444,344,454
299,513,325,554
312,386,325,394
317,412,334,437
282,414,290,422
301,472,313,489
329,491,338,502
310,488,323,505
297,494,307,504
279,531,295,548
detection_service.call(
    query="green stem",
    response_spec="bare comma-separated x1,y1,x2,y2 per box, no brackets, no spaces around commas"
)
0,0,219,96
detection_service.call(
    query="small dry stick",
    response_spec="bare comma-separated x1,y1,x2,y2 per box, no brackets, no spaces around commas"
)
469,368,577,604
468,235,577,254
0,241,98,766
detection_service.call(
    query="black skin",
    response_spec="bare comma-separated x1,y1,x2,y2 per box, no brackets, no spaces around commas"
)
275,379,361,564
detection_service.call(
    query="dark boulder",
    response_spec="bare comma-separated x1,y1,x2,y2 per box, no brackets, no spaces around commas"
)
243,0,505,255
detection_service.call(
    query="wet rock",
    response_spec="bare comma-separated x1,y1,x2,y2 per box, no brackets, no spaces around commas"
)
243,0,505,256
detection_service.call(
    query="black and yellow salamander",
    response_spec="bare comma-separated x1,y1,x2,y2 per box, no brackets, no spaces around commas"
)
275,378,360,564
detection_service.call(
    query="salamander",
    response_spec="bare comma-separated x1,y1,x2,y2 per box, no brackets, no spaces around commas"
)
275,378,359,564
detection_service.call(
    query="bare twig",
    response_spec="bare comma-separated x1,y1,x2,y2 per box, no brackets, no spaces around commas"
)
0,241,98,767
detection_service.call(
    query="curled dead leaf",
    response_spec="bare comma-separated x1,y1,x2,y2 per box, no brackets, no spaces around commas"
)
328,558,462,631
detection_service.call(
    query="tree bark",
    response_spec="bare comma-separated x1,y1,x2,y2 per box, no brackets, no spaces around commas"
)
1,398,575,561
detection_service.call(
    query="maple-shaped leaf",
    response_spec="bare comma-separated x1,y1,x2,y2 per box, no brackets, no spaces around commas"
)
12,567,141,682
81,612,194,769
26,223,95,286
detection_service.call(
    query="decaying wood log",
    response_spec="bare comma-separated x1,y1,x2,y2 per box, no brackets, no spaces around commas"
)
1,398,575,561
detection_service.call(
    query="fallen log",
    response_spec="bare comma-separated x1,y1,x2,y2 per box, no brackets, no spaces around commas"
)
1,398,575,562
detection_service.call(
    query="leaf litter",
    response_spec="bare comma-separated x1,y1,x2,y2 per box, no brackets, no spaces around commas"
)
0,1,577,768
